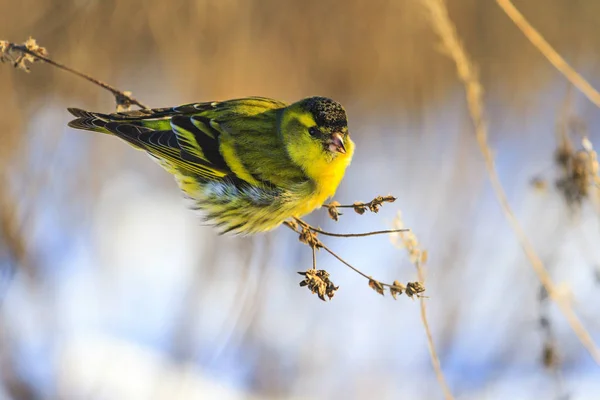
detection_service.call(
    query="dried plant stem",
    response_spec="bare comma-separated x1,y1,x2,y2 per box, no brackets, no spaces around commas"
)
416,259,452,400
287,221,370,280
5,42,149,109
293,217,408,238
313,228,409,238
421,0,600,364
496,0,600,108
321,241,373,280
392,217,453,400
420,297,453,400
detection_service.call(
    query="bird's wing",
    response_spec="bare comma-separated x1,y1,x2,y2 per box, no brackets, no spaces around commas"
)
67,97,287,183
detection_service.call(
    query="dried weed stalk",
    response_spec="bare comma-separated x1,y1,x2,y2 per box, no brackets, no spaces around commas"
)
298,269,339,301
554,119,600,208
421,0,600,364
285,210,424,302
0,38,148,110
391,212,453,400
533,91,600,212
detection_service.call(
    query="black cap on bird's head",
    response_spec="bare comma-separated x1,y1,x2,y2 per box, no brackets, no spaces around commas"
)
304,96,348,131
301,96,349,154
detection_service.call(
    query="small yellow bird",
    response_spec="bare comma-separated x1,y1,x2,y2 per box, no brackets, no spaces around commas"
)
67,96,354,234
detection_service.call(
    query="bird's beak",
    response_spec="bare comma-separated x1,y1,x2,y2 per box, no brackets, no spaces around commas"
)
328,132,346,154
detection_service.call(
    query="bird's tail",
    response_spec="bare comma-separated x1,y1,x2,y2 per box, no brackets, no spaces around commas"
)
67,108,112,134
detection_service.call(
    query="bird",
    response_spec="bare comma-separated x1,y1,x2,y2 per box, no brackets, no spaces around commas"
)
67,96,354,235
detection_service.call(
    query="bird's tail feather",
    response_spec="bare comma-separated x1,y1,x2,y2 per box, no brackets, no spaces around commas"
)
67,108,112,133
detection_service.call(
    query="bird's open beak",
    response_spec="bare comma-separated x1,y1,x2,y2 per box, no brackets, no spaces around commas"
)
328,132,346,154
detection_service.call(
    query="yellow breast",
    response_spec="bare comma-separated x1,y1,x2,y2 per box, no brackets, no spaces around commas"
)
293,139,355,217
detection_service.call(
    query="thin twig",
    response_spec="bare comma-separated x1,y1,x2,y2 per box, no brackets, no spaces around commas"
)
4,41,149,109
324,195,397,220
421,0,600,364
286,222,370,280
320,240,373,280
294,217,408,238
311,227,410,238
285,220,420,293
316,235,399,290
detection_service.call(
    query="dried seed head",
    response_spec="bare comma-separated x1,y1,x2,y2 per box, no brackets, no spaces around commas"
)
368,278,385,296
24,37,48,57
369,195,396,213
298,226,321,249
116,91,134,112
0,40,8,58
405,282,426,298
298,269,339,301
382,195,397,203
555,140,573,169
554,132,600,208
541,342,559,369
332,195,397,217
353,202,367,215
326,201,341,221
556,150,591,207
1,37,48,72
582,137,600,182
369,201,382,213
390,280,405,300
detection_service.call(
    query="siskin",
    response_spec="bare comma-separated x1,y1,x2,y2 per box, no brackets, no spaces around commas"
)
68,96,354,234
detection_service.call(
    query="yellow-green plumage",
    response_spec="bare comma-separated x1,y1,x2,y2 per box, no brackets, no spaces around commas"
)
67,96,354,234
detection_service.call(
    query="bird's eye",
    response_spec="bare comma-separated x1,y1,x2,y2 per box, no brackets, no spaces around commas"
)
309,127,321,138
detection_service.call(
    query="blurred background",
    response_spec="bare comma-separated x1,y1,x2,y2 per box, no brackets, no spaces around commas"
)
1,0,600,398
